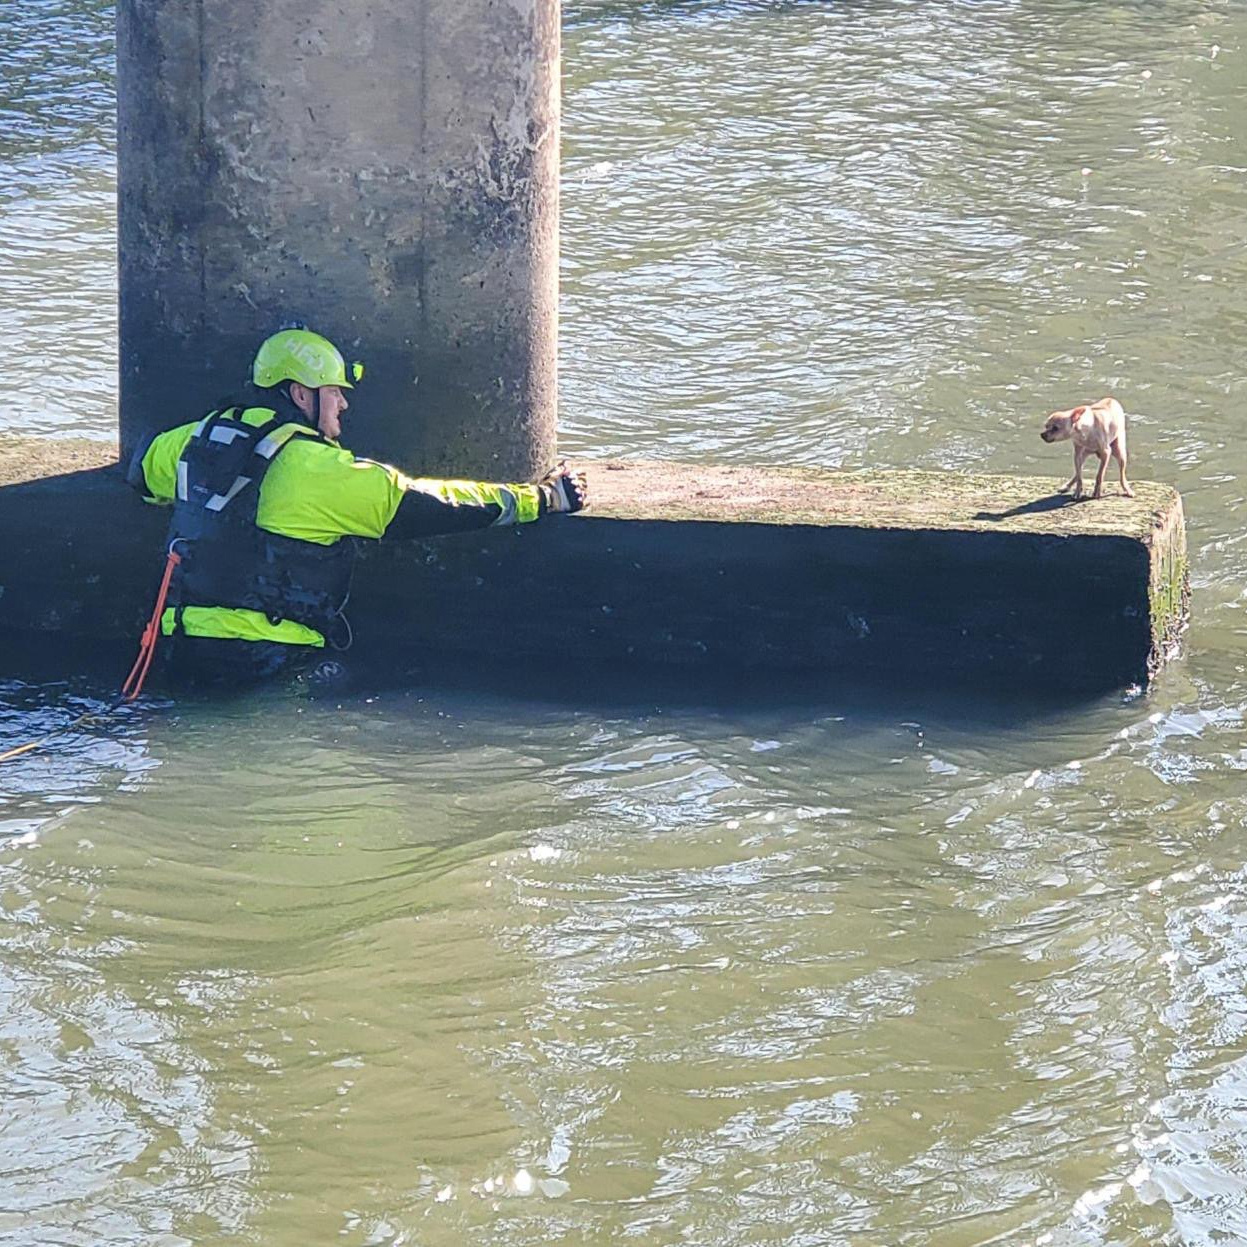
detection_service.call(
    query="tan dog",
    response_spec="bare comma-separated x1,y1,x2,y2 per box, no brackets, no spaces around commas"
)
1040,396,1133,500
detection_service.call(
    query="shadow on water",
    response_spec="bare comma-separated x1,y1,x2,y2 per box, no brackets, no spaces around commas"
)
374,652,1125,734
0,629,1129,754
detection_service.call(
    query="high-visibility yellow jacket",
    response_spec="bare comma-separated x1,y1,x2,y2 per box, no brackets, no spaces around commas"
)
130,405,546,648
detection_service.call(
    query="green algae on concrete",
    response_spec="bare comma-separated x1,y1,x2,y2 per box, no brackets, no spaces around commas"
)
0,444,1189,693
1147,503,1190,682
586,461,1176,540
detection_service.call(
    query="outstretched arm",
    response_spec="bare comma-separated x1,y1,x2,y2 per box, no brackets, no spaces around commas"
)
259,442,588,544
385,463,588,539
388,477,543,537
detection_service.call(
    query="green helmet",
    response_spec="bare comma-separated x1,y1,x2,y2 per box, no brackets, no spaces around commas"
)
252,328,364,390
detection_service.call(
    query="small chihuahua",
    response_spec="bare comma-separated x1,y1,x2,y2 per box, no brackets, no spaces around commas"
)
1040,396,1133,500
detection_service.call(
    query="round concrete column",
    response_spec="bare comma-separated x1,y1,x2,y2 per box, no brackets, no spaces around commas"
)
118,0,558,481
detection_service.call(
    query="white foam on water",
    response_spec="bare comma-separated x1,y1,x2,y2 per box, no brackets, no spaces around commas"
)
1072,1180,1123,1219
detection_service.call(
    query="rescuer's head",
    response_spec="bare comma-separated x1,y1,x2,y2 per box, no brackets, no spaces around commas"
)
252,328,364,442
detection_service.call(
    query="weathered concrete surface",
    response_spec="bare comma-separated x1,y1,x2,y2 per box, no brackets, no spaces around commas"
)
0,443,1188,693
0,438,117,486
117,0,558,480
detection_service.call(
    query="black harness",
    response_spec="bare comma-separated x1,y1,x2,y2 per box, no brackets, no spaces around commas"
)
167,408,356,644
171,408,291,542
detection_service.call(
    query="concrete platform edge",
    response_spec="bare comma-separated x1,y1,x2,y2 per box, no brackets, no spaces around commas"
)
0,443,1189,694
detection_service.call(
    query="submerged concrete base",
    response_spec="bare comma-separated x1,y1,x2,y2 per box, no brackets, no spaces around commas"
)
0,441,1188,694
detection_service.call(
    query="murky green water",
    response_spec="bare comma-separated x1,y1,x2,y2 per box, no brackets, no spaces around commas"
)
4,2,1247,1243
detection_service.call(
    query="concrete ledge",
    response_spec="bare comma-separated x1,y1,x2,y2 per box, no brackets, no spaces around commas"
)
0,440,1188,693
0,437,118,486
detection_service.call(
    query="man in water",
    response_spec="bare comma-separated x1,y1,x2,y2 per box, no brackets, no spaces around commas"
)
127,327,587,687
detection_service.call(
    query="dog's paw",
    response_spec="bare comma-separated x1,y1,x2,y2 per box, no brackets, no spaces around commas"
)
1122,486,1135,498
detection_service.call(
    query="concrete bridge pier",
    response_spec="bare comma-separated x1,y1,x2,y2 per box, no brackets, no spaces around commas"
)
117,0,559,480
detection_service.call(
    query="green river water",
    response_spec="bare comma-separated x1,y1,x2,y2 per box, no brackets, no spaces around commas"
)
3,2,1247,1244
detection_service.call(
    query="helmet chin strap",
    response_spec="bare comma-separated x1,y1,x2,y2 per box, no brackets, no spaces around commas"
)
280,383,318,429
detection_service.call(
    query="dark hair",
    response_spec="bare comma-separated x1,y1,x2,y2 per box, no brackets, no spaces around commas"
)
209,382,310,426
249,382,309,423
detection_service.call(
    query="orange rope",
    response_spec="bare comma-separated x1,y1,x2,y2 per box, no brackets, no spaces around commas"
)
121,547,182,703
0,736,57,764
0,706,105,764
0,549,182,764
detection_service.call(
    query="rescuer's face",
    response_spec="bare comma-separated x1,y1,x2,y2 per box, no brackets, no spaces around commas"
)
315,385,349,441
290,382,349,441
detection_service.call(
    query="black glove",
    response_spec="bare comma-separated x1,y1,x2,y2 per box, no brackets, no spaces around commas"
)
540,462,588,514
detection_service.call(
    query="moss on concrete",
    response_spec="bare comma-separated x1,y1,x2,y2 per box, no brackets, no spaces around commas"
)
588,460,1177,540
1147,501,1191,680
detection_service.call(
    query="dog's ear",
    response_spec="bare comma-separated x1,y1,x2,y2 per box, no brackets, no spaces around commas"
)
1071,406,1086,419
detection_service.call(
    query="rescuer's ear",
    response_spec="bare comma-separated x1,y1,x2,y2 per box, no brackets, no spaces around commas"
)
288,381,315,418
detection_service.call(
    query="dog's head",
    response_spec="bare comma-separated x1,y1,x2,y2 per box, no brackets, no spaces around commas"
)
1040,406,1085,443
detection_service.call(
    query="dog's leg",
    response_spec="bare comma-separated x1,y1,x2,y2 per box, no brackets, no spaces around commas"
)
1113,432,1134,497
1093,450,1109,499
1070,448,1088,499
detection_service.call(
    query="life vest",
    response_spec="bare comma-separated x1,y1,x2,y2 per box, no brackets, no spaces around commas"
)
168,408,356,643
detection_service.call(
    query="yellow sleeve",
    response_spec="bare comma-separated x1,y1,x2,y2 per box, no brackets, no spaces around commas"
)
402,477,543,526
134,421,200,503
257,442,544,544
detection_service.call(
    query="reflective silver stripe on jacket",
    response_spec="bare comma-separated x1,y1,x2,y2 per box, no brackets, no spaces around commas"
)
493,490,518,526
204,475,253,511
254,426,302,460
208,423,251,445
